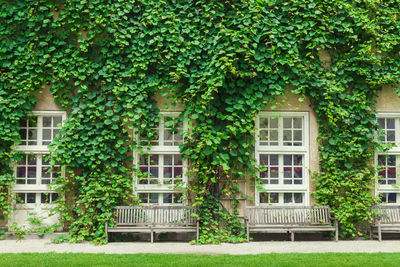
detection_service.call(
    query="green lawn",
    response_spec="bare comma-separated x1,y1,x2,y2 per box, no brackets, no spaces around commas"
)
0,253,399,267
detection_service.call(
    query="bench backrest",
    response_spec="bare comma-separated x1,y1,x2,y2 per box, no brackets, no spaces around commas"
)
114,206,197,226
245,206,332,225
372,205,400,224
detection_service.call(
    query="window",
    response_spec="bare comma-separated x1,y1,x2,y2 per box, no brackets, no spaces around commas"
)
138,154,183,185
15,153,59,185
376,114,400,205
136,113,186,205
256,112,309,205
15,192,59,205
16,193,36,204
41,193,59,204
138,192,182,204
19,115,62,146
14,111,66,205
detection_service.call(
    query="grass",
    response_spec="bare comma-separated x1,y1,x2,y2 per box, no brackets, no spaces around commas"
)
0,253,400,267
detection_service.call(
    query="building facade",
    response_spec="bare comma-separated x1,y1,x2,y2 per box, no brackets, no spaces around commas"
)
2,84,398,230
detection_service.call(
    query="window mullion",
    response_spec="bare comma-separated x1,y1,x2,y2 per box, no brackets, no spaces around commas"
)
279,117,283,147
396,118,399,146
397,155,400,186
160,117,164,146
37,154,42,185
37,116,43,147
279,154,283,186
160,154,164,185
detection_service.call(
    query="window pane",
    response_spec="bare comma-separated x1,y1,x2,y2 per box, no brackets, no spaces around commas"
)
174,155,182,165
139,193,148,203
293,130,302,141
283,118,291,128
163,193,173,204
28,129,37,141
150,167,159,178
387,131,395,142
270,118,278,128
294,193,303,203
41,193,50,204
164,155,172,165
284,155,292,165
378,155,385,166
28,154,37,165
260,118,268,127
270,167,279,178
150,155,158,165
164,167,172,178
284,193,292,203
174,193,182,203
20,119,27,127
42,167,51,178
387,155,396,166
260,193,267,203
270,155,278,165
27,193,36,204
43,129,51,140
387,119,395,129
16,193,25,204
52,193,59,202
174,167,182,178
388,193,397,203
43,117,52,127
19,129,26,140
283,167,292,179
270,130,278,142
294,155,303,165
27,167,36,178
293,118,302,128
259,154,268,165
53,116,62,127
17,167,26,178
294,167,303,178
149,193,158,203
270,193,279,203
283,130,292,141
28,117,37,127
378,118,385,128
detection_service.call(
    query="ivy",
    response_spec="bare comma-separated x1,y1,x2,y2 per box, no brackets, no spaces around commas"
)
1,0,400,243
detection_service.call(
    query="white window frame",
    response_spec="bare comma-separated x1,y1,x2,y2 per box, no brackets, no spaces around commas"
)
376,113,400,205
134,112,187,205
13,111,66,208
255,111,310,206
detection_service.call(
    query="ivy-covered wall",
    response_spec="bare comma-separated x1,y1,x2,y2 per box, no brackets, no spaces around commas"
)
2,0,400,243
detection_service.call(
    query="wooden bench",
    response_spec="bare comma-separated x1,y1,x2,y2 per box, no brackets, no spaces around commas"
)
105,206,199,243
371,205,400,241
244,206,338,241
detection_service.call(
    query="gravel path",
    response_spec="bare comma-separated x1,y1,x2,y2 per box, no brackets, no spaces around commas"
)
1,240,400,254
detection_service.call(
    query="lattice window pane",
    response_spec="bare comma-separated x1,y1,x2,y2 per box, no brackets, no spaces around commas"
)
377,154,397,185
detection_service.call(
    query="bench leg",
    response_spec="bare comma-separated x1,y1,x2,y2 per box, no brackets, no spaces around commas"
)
196,221,199,243
369,226,372,240
151,229,154,243
291,231,295,242
105,221,108,243
246,223,250,242
335,219,339,242
378,222,382,242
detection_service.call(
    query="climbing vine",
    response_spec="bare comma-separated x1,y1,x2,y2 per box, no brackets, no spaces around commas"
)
1,0,400,243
